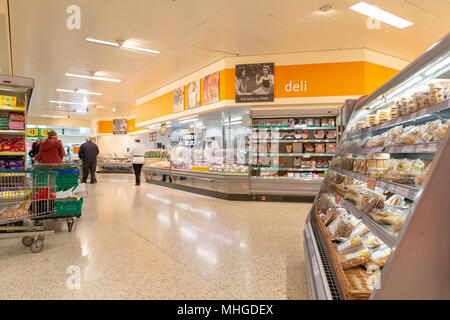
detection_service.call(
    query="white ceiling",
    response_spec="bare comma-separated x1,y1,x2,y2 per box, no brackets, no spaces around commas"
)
8,0,450,120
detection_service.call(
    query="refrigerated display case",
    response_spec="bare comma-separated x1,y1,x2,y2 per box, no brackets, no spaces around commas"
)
0,76,33,170
304,33,450,300
143,107,250,200
97,153,133,173
250,107,339,197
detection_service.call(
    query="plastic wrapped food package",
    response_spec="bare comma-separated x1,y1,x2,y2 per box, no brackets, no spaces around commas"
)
433,119,450,141
365,132,387,148
314,130,324,139
326,130,336,139
365,245,392,271
385,125,403,146
385,194,406,206
410,159,425,173
399,125,423,144
339,249,372,270
370,206,407,226
327,213,356,238
428,81,449,104
419,119,442,143
315,143,325,153
357,190,385,214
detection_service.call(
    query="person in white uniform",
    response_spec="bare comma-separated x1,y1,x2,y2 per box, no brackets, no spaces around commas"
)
129,137,146,186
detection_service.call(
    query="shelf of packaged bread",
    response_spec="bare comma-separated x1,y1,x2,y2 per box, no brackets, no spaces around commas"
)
254,139,337,143
327,187,396,248
349,98,449,138
252,127,336,131
332,167,418,200
252,167,329,172
339,142,440,155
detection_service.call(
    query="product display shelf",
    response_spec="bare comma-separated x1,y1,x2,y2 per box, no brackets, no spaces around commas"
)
256,139,337,143
253,126,337,130
340,142,440,155
252,152,334,157
304,34,450,300
348,98,450,138
327,186,396,248
253,176,324,181
0,106,26,112
332,167,418,200
255,167,328,172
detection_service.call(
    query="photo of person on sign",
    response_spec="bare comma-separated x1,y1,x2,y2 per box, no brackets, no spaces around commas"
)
252,64,274,95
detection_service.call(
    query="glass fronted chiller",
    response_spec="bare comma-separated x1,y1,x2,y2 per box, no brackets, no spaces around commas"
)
304,33,450,300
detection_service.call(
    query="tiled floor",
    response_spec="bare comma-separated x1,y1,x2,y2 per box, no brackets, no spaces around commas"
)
0,174,313,299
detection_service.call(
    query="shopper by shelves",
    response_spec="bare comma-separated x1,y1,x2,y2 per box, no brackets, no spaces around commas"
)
34,130,65,164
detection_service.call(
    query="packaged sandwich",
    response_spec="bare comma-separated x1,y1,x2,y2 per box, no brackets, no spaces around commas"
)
357,190,385,214
370,206,407,226
385,194,406,207
410,159,425,173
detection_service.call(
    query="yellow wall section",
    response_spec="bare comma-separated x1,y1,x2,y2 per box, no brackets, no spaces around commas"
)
136,91,174,125
98,120,114,134
364,62,399,96
127,118,136,133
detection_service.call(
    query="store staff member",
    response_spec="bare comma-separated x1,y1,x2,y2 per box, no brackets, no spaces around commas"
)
130,137,146,186
78,137,99,184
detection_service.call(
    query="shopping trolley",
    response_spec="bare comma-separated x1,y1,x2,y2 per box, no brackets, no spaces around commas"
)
32,163,84,232
0,169,56,253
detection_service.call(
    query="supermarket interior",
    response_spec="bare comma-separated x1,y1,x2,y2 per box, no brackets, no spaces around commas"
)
0,0,449,301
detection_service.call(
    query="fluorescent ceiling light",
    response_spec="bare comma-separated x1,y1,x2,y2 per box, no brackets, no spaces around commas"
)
50,100,93,106
65,73,121,83
121,41,160,55
95,105,106,109
349,2,413,29
56,88,102,96
52,115,69,119
86,38,119,47
86,38,159,55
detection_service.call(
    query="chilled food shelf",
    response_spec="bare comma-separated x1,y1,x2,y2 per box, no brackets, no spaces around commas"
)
252,176,324,181
252,167,328,172
254,139,337,143
341,142,440,155
253,153,334,157
0,130,26,135
328,187,396,248
253,126,336,131
350,98,450,137
333,167,418,200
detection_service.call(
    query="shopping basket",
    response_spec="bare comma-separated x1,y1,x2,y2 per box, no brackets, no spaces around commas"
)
0,169,56,253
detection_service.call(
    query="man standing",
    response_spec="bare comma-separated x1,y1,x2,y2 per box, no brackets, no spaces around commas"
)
78,137,99,184
129,137,146,186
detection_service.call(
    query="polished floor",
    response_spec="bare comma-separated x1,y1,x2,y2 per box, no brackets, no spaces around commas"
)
0,174,313,299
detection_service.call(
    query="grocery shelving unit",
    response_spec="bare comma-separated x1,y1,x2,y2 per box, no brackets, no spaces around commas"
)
303,33,450,300
250,108,339,197
0,76,34,171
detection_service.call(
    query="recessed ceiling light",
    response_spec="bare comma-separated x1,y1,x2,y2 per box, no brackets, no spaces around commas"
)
65,72,121,83
56,88,103,96
112,107,116,112
95,105,106,109
50,100,93,106
349,2,413,29
85,37,160,55
57,105,62,108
